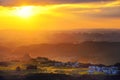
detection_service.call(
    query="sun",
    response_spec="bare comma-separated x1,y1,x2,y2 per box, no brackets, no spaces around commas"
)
15,6,34,18
12,6,52,19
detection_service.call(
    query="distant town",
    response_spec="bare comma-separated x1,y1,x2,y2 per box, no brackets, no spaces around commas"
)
0,53,120,76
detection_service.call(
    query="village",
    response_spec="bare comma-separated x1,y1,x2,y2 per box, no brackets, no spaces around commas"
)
0,54,119,76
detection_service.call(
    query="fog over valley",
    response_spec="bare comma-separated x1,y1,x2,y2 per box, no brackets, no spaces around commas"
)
0,29,120,65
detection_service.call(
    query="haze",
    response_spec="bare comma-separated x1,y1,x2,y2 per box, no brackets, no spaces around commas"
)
0,0,120,65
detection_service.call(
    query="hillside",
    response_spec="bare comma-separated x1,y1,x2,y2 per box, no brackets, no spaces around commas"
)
12,41,120,65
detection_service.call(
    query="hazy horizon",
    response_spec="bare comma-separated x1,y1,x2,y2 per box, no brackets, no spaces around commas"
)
0,29,120,65
0,0,120,65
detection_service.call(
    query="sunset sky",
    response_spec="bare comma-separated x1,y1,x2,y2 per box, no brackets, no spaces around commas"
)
0,0,120,64
0,0,120,30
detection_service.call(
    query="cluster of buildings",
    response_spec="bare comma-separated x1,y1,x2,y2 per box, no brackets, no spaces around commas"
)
54,62,80,68
88,66,119,75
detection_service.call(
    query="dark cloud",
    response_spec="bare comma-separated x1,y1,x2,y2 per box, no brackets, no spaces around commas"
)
100,7,120,18
38,0,114,4
88,6,120,18
0,0,114,6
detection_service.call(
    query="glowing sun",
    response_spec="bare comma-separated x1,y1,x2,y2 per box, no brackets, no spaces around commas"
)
15,6,34,18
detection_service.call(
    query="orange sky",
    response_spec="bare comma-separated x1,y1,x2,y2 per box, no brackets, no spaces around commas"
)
0,0,120,64
0,0,120,30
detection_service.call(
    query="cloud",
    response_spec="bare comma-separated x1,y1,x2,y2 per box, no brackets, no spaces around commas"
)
96,6,120,18
0,0,115,6
0,0,119,18
48,0,120,18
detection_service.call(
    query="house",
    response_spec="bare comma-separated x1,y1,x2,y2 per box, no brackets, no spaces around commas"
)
88,66,119,75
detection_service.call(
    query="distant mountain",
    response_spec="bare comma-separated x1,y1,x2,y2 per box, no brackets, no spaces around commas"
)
0,29,120,64
0,29,120,46
48,29,120,43
12,41,120,65
0,45,11,61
